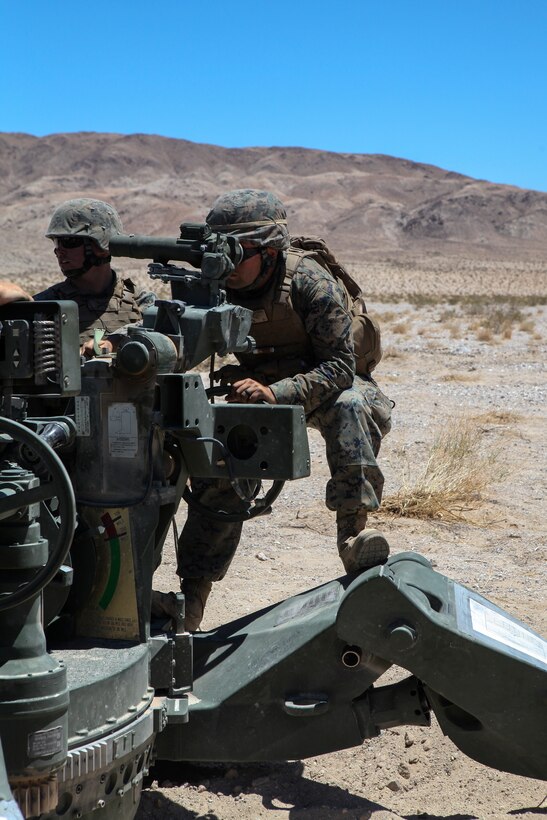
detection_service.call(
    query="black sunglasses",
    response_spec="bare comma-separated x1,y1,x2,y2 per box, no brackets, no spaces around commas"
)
240,247,262,262
54,236,85,249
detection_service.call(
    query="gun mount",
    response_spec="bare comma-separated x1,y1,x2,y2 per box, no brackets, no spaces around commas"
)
0,232,545,820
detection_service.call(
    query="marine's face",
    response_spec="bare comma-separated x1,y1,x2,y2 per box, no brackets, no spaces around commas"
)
226,244,277,290
52,236,87,275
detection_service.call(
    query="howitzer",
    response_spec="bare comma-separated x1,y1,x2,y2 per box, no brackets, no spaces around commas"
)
0,227,545,820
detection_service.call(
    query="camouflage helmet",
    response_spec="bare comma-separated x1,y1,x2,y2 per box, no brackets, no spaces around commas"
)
206,189,290,250
45,198,123,250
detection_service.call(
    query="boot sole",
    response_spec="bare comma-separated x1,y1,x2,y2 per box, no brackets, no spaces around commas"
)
340,529,390,573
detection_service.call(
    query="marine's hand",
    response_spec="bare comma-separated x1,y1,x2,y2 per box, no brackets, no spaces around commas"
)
80,339,114,358
0,282,33,305
227,378,276,404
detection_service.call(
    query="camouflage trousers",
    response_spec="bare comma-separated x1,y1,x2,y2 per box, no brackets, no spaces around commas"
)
177,376,392,582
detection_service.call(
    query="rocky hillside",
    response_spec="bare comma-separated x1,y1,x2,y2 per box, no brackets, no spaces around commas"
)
0,132,546,286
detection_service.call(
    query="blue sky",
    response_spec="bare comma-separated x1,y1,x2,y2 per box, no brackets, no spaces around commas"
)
2,0,546,191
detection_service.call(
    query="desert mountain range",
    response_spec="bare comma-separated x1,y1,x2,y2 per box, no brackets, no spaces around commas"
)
0,132,546,286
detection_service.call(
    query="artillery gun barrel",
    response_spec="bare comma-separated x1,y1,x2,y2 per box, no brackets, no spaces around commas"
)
109,234,204,266
110,225,243,271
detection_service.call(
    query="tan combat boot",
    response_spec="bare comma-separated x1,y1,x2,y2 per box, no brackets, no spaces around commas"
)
181,578,213,632
151,579,212,631
336,510,390,573
151,590,180,622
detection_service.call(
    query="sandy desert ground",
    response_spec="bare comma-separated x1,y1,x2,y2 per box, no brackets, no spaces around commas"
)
134,262,546,820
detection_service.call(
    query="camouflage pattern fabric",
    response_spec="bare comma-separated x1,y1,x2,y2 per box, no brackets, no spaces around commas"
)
177,479,244,581
34,272,145,344
45,198,123,250
308,374,391,512
206,189,290,250
177,255,393,583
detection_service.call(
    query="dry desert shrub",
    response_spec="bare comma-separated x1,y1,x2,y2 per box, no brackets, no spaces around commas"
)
472,409,520,425
409,293,546,308
380,418,506,522
464,301,542,342
475,326,494,342
439,372,477,382
376,310,397,323
391,321,411,335
382,346,404,359
445,319,463,338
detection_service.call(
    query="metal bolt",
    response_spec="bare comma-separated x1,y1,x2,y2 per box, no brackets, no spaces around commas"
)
388,623,417,649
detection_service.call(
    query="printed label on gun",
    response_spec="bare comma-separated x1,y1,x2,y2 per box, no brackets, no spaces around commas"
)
28,725,63,758
469,597,547,665
108,402,138,458
455,584,547,667
75,395,91,436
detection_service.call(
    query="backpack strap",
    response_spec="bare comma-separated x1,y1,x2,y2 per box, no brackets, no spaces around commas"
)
289,236,363,301
287,236,382,373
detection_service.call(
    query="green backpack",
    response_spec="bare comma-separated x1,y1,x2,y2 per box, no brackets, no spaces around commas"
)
286,236,383,374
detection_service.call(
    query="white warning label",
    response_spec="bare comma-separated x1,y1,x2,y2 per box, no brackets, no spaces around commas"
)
469,597,547,666
74,395,91,437
108,403,138,458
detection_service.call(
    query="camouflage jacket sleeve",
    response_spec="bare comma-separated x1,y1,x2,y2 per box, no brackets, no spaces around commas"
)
269,261,355,414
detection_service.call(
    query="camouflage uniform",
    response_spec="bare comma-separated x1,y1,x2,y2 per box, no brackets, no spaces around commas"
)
177,190,392,586
34,273,143,345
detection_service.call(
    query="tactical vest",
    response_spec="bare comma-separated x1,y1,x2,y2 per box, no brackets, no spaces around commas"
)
34,273,142,344
229,256,312,380
231,238,382,380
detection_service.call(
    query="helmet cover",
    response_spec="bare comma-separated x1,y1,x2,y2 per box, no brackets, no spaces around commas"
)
45,198,123,250
206,189,290,250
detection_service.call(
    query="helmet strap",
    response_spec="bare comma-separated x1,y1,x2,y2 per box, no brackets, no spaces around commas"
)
252,250,276,288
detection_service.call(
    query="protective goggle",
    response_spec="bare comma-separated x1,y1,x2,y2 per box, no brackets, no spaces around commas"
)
53,236,85,249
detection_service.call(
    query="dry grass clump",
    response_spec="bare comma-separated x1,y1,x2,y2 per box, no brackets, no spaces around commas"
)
439,372,477,382
376,310,397,323
468,301,544,342
382,346,404,359
380,418,505,522
371,293,547,308
391,321,411,335
472,409,520,425
475,326,494,342
445,320,463,338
